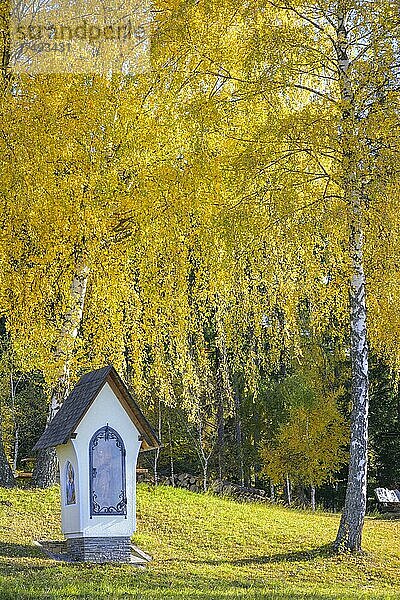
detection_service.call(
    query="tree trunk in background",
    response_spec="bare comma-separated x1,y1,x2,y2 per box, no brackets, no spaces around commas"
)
0,413,15,487
153,399,162,486
32,447,59,489
12,426,18,474
396,380,400,424
215,325,229,482
0,448,15,487
333,482,339,513
293,482,308,507
10,371,19,473
33,262,90,488
153,448,160,486
203,460,209,492
233,381,245,486
168,419,175,485
217,395,224,480
252,396,261,487
33,365,70,487
334,10,369,553
285,474,291,506
270,482,275,502
193,404,214,494
311,486,316,511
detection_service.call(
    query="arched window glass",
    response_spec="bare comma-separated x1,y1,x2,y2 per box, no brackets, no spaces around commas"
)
65,461,76,505
89,425,127,517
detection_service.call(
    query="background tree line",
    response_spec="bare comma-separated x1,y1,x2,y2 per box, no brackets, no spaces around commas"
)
1,309,400,513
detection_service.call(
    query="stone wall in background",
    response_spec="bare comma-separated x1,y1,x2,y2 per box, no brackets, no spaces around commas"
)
137,471,272,504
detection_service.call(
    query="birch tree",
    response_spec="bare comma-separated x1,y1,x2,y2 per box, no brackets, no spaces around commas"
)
32,261,90,486
261,376,347,509
0,75,148,486
153,0,400,551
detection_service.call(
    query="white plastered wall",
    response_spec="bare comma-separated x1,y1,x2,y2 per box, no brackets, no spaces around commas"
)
56,382,142,539
56,441,80,535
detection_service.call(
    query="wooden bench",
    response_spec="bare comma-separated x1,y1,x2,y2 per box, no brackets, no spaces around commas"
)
374,487,400,513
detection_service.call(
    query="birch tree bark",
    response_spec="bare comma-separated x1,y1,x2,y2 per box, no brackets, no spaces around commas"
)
334,192,369,550
168,419,175,485
233,381,245,486
285,474,291,506
217,395,224,480
334,9,369,552
33,261,90,488
310,485,316,512
153,399,162,486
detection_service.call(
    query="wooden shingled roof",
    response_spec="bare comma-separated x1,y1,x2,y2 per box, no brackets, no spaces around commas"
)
33,365,160,451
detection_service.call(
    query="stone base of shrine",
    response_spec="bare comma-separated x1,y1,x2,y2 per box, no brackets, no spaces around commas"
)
34,538,152,565
67,536,131,562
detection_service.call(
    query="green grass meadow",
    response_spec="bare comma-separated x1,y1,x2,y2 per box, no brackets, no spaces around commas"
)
0,484,398,599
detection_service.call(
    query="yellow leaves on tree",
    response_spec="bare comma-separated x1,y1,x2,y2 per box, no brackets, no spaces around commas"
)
261,376,348,489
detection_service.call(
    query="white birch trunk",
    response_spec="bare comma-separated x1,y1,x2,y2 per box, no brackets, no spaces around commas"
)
310,485,316,512
233,382,245,486
168,420,175,486
335,196,369,551
286,474,291,506
49,263,91,420
10,372,18,473
203,461,208,492
334,10,369,552
33,262,90,488
12,427,18,474
153,399,162,486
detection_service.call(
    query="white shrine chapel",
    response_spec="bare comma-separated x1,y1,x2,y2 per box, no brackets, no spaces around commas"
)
34,365,160,562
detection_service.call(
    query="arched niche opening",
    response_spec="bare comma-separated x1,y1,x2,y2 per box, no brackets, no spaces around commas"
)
89,425,127,518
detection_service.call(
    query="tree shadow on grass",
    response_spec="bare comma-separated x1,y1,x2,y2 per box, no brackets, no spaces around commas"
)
176,543,335,567
0,542,52,576
231,543,334,565
0,541,42,559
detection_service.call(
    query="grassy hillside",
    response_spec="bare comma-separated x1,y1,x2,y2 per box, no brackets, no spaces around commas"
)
0,484,399,599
